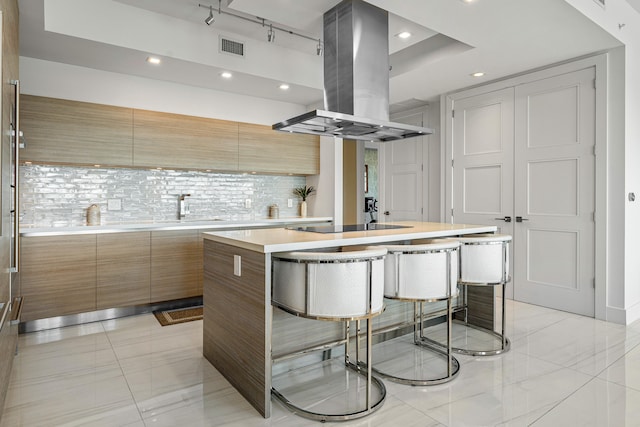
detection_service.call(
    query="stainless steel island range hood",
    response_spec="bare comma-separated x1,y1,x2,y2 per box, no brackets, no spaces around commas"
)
272,0,433,142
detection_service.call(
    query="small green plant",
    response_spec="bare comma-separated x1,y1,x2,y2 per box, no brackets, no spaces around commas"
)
293,185,316,201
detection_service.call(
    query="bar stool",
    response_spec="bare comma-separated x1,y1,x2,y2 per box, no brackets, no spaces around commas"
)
271,247,387,422
370,239,461,386
453,233,512,356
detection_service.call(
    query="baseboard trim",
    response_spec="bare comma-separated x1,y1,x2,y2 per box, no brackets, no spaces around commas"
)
605,305,628,325
19,296,203,333
623,301,640,325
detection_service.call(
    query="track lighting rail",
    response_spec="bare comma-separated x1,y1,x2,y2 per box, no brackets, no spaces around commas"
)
198,1,322,53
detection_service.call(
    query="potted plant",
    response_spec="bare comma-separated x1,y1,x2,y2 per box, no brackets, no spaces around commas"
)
293,185,315,217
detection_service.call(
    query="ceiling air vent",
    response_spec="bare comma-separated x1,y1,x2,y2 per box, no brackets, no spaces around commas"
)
219,36,245,57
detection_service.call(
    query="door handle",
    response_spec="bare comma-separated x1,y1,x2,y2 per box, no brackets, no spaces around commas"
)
10,79,20,274
383,211,390,216
494,216,512,222
516,216,529,223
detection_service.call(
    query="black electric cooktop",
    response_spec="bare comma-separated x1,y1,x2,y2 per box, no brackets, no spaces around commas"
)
289,223,412,234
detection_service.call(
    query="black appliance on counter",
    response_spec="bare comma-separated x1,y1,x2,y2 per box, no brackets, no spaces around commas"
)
364,196,378,223
289,223,411,234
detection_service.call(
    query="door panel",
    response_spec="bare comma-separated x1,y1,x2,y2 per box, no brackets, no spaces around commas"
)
528,159,578,216
514,67,595,316
463,165,503,214
528,229,578,288
452,87,515,243
390,172,419,214
463,102,504,155
383,113,424,222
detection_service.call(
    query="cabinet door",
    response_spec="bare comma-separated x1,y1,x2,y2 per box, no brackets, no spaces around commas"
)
151,230,202,302
97,232,150,309
20,235,97,321
238,123,319,175
133,110,239,171
20,95,134,166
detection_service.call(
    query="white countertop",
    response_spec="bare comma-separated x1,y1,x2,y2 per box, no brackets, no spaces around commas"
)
20,217,333,237
202,221,497,253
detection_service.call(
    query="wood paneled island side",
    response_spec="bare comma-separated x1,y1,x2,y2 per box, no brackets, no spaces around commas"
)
201,221,497,418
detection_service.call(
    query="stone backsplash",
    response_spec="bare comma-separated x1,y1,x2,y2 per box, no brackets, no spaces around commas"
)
20,164,306,227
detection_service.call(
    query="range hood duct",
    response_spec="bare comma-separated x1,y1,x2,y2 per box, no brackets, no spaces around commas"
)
272,0,433,142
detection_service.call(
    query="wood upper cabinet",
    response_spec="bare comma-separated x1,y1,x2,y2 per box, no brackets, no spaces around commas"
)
238,123,320,175
150,230,203,302
20,96,319,175
133,109,239,171
20,235,97,322
97,232,151,309
20,95,134,166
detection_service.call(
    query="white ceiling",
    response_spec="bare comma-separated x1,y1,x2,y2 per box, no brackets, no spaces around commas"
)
19,0,625,109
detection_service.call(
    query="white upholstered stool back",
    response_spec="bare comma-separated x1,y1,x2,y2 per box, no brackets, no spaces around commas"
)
272,248,387,320
378,239,460,301
457,234,511,284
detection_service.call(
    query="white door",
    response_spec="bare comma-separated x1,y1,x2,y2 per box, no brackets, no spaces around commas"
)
513,68,596,316
382,112,424,222
451,88,515,295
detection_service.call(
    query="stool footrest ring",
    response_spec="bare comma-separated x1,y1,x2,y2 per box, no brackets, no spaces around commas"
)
452,321,511,356
420,322,511,357
367,346,461,386
271,362,387,422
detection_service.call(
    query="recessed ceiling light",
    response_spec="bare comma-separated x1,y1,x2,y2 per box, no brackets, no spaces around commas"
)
221,71,233,79
279,83,290,90
396,31,412,39
146,56,161,65
471,72,485,77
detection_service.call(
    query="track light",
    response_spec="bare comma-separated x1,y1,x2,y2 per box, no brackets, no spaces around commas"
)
316,39,323,56
205,5,214,25
267,24,275,43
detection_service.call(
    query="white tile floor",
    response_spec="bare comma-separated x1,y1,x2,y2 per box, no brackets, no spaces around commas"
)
3,300,640,426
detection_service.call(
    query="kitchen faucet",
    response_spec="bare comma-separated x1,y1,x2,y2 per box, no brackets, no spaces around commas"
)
178,194,191,219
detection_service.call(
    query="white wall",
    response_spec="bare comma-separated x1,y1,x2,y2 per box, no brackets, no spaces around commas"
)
307,136,343,226
426,101,442,221
19,57,307,125
564,0,640,323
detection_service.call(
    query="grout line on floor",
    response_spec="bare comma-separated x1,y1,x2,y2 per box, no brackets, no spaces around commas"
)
100,316,149,427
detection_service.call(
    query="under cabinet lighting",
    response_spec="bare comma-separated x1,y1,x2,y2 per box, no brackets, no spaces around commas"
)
471,72,485,77
221,71,233,79
396,31,412,39
146,56,161,65
279,84,290,90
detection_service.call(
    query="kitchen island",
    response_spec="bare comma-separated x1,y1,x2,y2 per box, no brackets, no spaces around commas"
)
202,221,497,418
